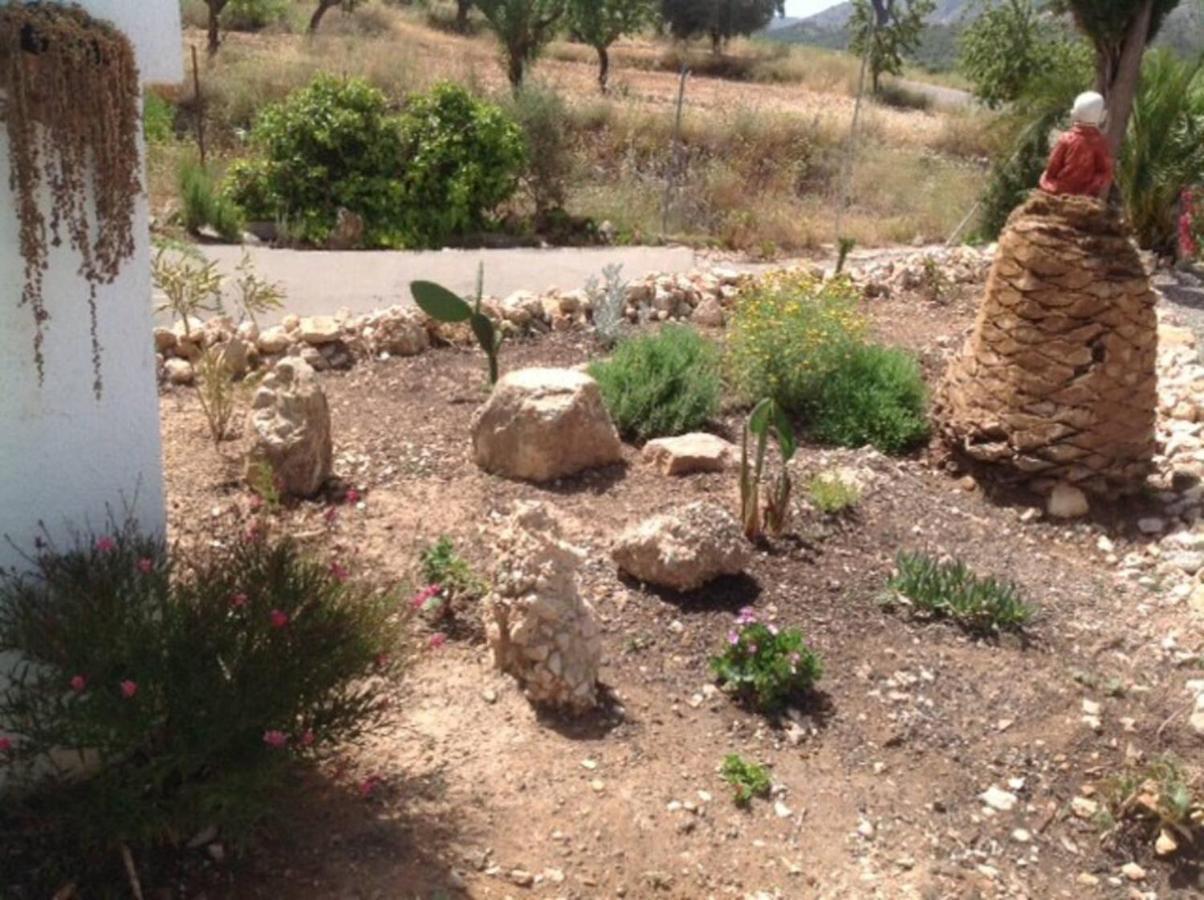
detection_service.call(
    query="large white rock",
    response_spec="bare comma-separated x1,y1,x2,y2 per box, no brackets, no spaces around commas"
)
244,357,332,497
484,503,601,713
612,502,749,592
641,433,736,476
472,368,623,482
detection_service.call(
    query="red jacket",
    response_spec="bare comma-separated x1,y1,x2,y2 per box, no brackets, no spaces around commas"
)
1039,124,1114,198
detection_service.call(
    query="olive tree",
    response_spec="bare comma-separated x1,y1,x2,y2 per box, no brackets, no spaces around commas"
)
203,0,232,55
476,0,566,90
848,0,935,94
659,0,784,55
568,0,656,92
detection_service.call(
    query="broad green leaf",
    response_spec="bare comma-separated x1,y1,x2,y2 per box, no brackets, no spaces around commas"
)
469,312,496,355
411,280,472,323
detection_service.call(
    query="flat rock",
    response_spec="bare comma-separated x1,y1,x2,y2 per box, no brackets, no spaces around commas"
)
641,433,736,476
298,316,342,345
612,502,749,592
472,368,622,483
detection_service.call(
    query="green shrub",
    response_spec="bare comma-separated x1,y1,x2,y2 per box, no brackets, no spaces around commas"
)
887,551,1034,633
588,325,722,442
711,607,822,713
222,0,291,31
720,754,772,807
726,270,866,414
875,81,932,112
143,91,176,144
420,536,486,605
180,159,245,241
506,84,573,226
226,77,524,249
807,471,861,515
394,82,527,246
807,344,930,454
225,75,407,247
0,522,404,893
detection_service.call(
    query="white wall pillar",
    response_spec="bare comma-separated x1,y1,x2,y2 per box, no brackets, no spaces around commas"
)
0,0,182,569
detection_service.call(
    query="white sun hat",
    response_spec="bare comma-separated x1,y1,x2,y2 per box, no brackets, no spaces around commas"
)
1071,92,1107,127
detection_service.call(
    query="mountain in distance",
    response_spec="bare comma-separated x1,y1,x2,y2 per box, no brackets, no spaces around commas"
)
768,1,1204,72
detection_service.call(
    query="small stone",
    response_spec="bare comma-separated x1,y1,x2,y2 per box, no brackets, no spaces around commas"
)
1155,829,1178,856
1077,873,1100,887
543,868,565,885
164,358,195,386
482,688,498,704
509,868,534,887
1138,518,1166,535
641,433,737,476
774,800,792,818
1011,828,1032,843
1120,862,1146,882
581,758,598,770
857,819,874,838
1082,699,1101,716
979,786,1018,812
1048,483,1089,519
590,779,605,793
1071,796,1099,819
298,316,342,345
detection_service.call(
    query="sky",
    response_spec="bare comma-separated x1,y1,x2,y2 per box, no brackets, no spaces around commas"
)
784,0,844,17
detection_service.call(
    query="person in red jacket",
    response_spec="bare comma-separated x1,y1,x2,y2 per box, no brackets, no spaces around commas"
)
1039,92,1114,199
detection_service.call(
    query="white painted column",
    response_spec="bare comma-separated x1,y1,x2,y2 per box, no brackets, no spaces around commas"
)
0,0,182,570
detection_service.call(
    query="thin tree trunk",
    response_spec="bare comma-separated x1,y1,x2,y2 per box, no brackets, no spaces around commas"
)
456,0,471,33
597,45,610,94
508,53,524,92
309,0,340,35
1100,0,1155,161
207,1,222,56
710,29,721,55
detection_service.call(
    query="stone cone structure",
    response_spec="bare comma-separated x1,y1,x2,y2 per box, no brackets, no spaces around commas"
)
938,192,1158,494
245,356,333,497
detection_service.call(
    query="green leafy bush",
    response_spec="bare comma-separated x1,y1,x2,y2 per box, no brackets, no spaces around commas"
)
711,607,822,713
143,91,176,144
726,270,866,414
226,77,524,249
0,523,405,891
720,754,772,807
222,0,291,31
180,159,245,241
588,325,722,442
506,84,573,226
420,536,486,606
807,344,930,454
394,82,527,246
887,551,1033,633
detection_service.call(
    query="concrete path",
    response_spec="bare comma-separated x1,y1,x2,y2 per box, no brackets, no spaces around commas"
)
200,245,698,322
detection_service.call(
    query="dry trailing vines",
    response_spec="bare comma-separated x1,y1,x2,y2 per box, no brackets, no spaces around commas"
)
0,2,141,395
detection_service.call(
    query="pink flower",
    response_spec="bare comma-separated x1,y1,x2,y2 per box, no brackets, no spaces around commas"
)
410,584,442,610
324,506,339,526
330,561,349,582
429,632,447,649
136,558,154,574
263,730,288,749
747,644,758,655
728,631,740,645
120,680,138,699
375,653,390,669
230,592,249,609
300,729,316,747
0,737,12,753
269,609,290,629
359,775,381,798
70,675,87,693
95,536,116,553
767,624,780,636
345,488,361,505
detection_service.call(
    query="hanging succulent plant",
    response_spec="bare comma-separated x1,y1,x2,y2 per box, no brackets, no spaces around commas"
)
0,1,141,396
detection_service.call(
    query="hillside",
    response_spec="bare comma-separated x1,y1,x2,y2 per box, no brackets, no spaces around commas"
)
770,1,1204,70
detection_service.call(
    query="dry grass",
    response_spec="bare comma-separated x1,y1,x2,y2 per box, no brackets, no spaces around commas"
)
151,6,990,252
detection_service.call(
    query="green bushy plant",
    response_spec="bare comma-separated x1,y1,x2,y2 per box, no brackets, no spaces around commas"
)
588,325,722,442
419,536,486,609
720,754,772,808
143,91,176,144
806,344,930,455
227,77,524,249
887,551,1033,633
0,522,405,893
225,75,408,247
180,159,245,242
711,607,822,713
506,84,573,227
395,82,527,246
726,270,866,415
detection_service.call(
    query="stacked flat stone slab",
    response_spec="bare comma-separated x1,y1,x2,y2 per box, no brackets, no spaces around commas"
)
938,192,1157,494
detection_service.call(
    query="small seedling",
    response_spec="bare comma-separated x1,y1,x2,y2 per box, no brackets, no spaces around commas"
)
420,536,485,606
807,472,861,515
411,264,503,385
886,552,1033,634
720,754,772,807
1099,756,1202,853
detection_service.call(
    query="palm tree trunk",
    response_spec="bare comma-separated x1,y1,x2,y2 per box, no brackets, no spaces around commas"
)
1099,0,1155,161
